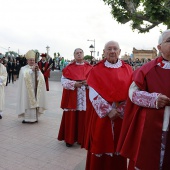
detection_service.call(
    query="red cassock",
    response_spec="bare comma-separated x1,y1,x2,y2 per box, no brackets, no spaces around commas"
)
38,61,50,91
58,61,92,145
117,56,170,170
83,59,133,170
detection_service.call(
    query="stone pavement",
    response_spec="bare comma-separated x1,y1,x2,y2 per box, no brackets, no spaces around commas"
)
0,71,87,170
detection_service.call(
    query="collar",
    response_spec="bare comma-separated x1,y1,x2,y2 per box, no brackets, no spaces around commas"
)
104,59,122,68
157,56,170,69
76,62,84,65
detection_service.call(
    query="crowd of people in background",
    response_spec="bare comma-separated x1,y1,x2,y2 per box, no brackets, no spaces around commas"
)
0,55,26,86
0,51,154,79
125,57,152,70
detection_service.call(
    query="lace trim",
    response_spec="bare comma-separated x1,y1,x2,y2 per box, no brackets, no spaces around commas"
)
63,109,76,111
132,90,159,108
63,87,87,111
116,101,126,119
91,94,126,119
92,152,119,157
104,59,122,68
62,80,75,90
77,86,86,111
92,95,112,118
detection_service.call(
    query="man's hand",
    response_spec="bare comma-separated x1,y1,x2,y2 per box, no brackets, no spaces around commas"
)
81,80,87,86
157,94,170,108
74,81,83,88
32,64,39,71
108,109,119,121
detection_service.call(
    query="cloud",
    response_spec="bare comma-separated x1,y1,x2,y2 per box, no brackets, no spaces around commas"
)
0,0,167,59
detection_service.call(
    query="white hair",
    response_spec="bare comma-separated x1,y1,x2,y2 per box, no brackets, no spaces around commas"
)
104,41,120,49
158,29,170,45
73,48,83,55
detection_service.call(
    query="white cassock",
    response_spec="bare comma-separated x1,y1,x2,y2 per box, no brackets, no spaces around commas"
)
16,65,48,122
0,63,7,112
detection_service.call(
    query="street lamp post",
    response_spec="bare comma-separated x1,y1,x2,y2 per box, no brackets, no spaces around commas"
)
8,47,10,57
87,39,95,58
46,46,50,61
89,44,94,64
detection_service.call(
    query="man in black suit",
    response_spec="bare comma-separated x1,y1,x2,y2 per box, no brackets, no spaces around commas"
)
7,57,14,84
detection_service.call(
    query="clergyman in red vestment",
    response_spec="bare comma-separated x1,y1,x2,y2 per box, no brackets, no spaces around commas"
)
57,48,92,147
117,29,170,170
83,41,133,170
38,53,50,91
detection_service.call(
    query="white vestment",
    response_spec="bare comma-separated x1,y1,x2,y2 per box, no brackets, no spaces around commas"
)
16,65,48,122
0,63,7,111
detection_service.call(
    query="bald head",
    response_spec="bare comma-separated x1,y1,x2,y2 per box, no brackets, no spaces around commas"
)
158,29,170,45
104,41,120,50
103,40,121,64
157,29,170,61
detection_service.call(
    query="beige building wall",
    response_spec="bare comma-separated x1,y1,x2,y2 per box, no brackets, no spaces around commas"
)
121,47,158,61
132,47,157,60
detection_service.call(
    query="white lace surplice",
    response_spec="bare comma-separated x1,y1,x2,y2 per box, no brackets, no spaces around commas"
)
61,75,86,111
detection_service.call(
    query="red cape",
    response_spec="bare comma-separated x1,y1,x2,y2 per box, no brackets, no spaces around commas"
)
62,61,92,81
60,61,92,109
87,59,133,103
117,56,170,170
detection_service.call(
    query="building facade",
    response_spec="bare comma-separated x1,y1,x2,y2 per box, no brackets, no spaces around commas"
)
132,47,157,60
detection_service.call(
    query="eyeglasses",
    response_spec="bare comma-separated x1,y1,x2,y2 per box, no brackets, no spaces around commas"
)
162,38,170,44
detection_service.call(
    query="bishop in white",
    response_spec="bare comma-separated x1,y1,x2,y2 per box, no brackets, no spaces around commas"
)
16,50,48,123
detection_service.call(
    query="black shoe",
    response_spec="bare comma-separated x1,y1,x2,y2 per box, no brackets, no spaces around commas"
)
66,143,73,147
22,120,27,123
0,115,2,119
22,120,38,124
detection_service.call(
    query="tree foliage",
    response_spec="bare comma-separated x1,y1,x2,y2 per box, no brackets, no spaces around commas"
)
84,55,92,61
103,0,170,33
5,51,18,58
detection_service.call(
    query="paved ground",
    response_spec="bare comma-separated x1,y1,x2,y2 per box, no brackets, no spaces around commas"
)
0,70,87,170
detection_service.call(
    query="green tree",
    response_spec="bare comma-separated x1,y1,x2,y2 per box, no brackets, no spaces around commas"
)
103,0,170,33
84,55,92,61
5,51,18,58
